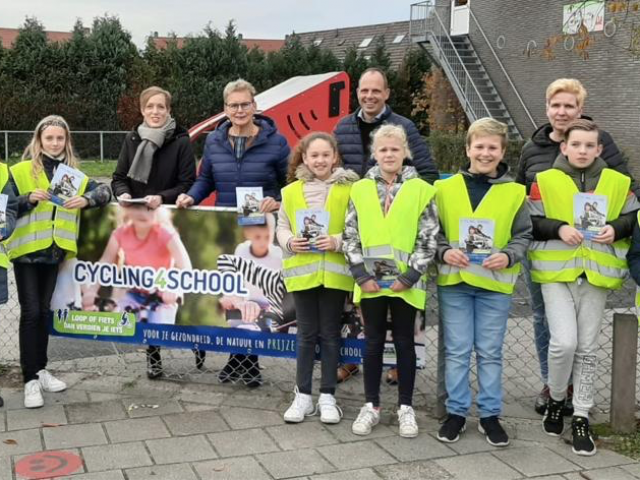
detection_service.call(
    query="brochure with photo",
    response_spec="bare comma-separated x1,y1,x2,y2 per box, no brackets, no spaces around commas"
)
295,209,329,252
48,164,86,206
459,218,495,264
236,187,266,226
0,193,7,238
364,257,400,288
574,193,607,240
117,196,148,205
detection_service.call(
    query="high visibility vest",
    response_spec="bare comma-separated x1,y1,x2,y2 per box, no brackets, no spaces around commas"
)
350,177,436,309
0,163,9,268
529,168,630,289
435,174,525,295
282,180,354,292
636,211,640,324
6,161,88,260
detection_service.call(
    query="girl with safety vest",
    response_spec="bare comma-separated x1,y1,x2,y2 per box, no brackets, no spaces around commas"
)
529,119,638,456
276,132,359,424
435,118,532,448
0,161,17,407
7,115,111,409
343,124,439,438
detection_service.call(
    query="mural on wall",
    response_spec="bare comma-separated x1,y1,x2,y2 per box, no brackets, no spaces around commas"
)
563,0,605,34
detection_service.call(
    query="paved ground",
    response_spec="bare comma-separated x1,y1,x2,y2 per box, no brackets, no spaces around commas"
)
0,368,638,480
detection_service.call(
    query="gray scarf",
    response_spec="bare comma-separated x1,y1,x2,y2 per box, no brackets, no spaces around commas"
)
127,117,176,184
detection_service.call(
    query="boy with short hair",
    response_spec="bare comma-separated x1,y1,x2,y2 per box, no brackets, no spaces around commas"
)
435,118,532,447
529,119,639,456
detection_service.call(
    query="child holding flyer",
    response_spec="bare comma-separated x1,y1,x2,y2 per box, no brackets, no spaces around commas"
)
529,119,638,456
343,125,438,438
6,115,110,408
276,132,358,423
435,118,531,447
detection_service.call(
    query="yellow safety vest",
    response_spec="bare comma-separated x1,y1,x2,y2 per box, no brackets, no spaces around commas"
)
435,174,525,295
282,180,354,292
0,163,9,268
529,168,630,289
350,177,436,309
633,211,640,324
6,161,88,260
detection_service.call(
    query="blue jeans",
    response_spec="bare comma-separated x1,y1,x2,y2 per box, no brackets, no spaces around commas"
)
522,257,549,383
439,283,512,418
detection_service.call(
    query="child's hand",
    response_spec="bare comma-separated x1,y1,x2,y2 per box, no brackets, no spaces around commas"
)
315,235,336,251
290,237,310,253
161,291,178,305
592,225,615,244
259,196,279,213
559,225,583,245
63,196,89,210
237,300,261,322
145,195,163,209
390,280,409,292
360,279,381,293
29,189,51,204
219,295,241,310
482,252,509,270
443,248,470,268
176,194,195,209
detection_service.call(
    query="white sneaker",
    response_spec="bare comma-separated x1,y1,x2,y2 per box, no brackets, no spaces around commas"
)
317,393,343,424
352,403,380,435
24,380,44,408
37,369,67,393
397,405,419,438
283,387,314,423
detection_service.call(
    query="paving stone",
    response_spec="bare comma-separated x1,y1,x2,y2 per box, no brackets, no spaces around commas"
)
564,467,639,480
218,407,284,429
126,464,198,480
207,428,280,458
104,416,171,443
124,398,183,418
310,468,382,480
57,471,125,480
554,445,635,469
0,428,42,456
621,463,640,478
514,422,555,443
179,389,226,406
146,435,217,464
0,412,5,432
375,433,457,462
82,442,153,471
493,446,580,477
45,389,91,406
324,420,396,442
376,460,454,480
193,456,271,480
13,448,85,476
161,410,229,436
266,422,339,451
182,402,219,412
7,405,68,430
44,423,108,449
87,392,124,402
67,400,127,424
257,448,335,479
525,476,566,480
318,441,397,470
436,452,521,480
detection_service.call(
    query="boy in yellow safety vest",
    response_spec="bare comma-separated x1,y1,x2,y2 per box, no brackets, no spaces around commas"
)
529,119,639,456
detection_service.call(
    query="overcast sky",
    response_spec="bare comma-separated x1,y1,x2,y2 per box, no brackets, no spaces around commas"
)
2,1,414,46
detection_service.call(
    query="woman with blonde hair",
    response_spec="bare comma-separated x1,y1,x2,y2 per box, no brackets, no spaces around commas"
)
6,115,110,408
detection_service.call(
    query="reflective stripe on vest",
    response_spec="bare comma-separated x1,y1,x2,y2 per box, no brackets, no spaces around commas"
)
281,180,354,292
6,161,88,260
529,168,630,289
350,177,436,309
434,174,525,295
0,163,9,268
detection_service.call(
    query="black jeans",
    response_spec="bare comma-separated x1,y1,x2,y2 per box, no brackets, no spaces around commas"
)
293,287,347,395
14,263,59,383
360,296,417,407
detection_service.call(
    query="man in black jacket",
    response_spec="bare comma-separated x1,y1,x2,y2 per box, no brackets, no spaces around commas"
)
517,78,638,415
333,68,439,184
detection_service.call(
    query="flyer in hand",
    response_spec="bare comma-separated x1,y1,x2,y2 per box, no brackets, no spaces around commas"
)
48,164,85,206
295,209,329,252
459,218,495,264
236,187,266,226
364,257,399,288
574,193,607,240
0,193,7,238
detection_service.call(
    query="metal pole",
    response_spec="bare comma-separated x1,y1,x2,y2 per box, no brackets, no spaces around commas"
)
610,313,638,433
4,131,8,162
100,132,104,163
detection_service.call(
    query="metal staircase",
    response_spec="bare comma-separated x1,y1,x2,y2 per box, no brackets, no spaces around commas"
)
410,2,530,139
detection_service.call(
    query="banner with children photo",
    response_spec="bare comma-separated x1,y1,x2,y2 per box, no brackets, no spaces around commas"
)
49,204,427,366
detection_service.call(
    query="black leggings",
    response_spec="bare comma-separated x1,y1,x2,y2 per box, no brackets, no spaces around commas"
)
14,263,59,383
360,296,417,407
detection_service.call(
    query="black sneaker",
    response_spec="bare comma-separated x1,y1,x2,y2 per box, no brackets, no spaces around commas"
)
0,393,4,408
534,385,550,415
194,349,206,370
478,416,509,447
241,355,263,388
437,414,466,443
218,355,242,383
542,398,565,436
146,346,163,380
571,416,596,456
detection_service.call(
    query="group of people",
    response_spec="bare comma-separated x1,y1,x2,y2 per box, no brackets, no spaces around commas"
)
0,68,637,460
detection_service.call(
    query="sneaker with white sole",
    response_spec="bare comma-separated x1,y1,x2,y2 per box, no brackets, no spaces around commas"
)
37,369,67,393
317,393,342,424
24,380,44,408
352,403,380,436
397,405,419,438
283,387,314,423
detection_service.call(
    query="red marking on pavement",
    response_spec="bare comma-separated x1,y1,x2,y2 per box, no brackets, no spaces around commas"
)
15,451,83,479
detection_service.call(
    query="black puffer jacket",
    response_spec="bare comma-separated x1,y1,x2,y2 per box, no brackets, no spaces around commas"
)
516,118,639,197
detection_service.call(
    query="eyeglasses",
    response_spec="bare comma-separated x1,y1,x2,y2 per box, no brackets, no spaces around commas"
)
225,102,254,111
